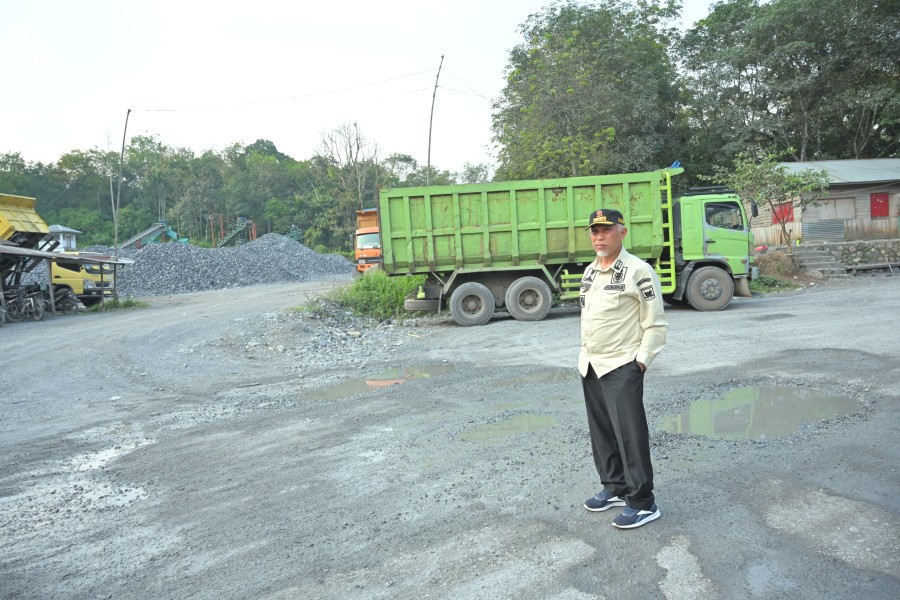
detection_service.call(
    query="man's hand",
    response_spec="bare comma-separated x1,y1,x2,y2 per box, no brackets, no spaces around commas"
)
636,361,646,373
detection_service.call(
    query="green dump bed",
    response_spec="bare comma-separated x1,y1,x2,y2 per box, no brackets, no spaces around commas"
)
379,168,681,278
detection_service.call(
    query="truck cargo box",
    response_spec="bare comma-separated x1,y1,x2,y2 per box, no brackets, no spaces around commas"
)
379,168,679,274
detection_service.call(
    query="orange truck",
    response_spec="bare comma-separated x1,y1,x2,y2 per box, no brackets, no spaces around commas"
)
354,208,381,272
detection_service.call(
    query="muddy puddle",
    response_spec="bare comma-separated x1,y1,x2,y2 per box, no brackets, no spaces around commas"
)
302,364,456,401
658,386,861,440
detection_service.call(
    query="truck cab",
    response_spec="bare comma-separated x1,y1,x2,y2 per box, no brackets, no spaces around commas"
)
51,253,115,306
670,188,758,309
354,209,381,272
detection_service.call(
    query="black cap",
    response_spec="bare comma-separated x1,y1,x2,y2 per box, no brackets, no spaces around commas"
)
585,208,624,230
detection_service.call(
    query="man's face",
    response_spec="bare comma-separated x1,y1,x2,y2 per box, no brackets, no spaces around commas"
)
590,224,626,258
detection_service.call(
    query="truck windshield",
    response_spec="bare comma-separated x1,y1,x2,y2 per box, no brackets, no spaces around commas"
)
705,202,745,230
84,264,114,275
356,233,381,249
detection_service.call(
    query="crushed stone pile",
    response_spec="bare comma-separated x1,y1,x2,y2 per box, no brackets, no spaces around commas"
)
49,234,354,298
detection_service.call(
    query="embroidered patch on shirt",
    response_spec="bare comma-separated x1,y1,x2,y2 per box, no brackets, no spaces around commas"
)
640,286,656,300
612,266,627,284
637,277,651,286
613,259,624,271
604,284,626,292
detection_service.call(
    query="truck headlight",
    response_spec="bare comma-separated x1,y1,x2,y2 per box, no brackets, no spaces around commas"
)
83,280,95,289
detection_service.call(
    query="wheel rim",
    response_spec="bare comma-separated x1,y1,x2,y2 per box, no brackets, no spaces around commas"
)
698,277,723,301
461,294,486,317
516,289,542,312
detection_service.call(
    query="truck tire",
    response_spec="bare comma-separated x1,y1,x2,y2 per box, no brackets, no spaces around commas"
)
685,266,733,311
404,298,440,312
449,282,495,327
505,276,552,321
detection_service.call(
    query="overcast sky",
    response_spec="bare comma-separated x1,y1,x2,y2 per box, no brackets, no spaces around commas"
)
1,0,714,174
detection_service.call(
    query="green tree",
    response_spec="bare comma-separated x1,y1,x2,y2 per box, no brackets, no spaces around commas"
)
492,0,685,179
680,0,900,165
710,148,830,245
459,162,493,184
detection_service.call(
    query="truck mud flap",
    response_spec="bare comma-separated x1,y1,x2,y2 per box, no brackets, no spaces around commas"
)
734,276,752,297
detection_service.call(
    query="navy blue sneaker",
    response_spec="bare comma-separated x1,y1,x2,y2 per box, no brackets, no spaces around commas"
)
584,490,627,512
612,503,661,529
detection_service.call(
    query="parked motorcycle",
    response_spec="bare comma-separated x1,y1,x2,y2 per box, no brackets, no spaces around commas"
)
3,285,45,322
46,286,79,314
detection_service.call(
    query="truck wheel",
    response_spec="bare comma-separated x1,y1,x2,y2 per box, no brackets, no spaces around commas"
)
449,282,495,327
685,266,733,311
505,276,552,321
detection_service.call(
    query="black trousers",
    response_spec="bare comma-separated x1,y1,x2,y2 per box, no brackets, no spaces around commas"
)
582,362,655,510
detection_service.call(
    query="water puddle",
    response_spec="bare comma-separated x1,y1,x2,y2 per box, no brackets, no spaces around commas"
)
460,414,558,443
658,386,861,440
303,364,455,401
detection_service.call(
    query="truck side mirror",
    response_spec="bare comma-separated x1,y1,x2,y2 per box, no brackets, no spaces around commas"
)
750,201,759,218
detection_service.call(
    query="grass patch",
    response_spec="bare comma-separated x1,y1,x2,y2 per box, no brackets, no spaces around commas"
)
86,298,149,312
333,271,427,320
749,274,802,293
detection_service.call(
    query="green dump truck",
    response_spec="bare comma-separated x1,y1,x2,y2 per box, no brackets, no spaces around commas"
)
378,167,757,326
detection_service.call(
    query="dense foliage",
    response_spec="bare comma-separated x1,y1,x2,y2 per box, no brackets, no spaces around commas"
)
2,0,897,248
494,0,898,181
493,0,686,179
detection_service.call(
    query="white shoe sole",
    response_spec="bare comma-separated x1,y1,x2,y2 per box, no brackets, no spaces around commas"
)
584,501,626,512
612,508,661,529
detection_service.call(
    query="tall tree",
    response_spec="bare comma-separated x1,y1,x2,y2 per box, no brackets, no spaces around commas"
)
492,0,686,179
680,0,900,165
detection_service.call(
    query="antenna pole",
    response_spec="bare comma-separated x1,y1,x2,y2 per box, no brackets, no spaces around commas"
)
426,55,444,186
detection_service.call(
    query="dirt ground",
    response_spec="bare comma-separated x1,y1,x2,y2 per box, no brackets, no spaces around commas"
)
1,275,898,599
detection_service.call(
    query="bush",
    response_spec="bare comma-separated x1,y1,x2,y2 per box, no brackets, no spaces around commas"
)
334,271,426,320
756,252,800,277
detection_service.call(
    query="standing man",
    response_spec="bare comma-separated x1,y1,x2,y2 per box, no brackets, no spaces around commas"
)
578,208,668,529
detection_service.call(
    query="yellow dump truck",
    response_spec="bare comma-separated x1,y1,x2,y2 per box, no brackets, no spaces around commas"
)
1,193,125,312
1,193,53,285
50,252,115,306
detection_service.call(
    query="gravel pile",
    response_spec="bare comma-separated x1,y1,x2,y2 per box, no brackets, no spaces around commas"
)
32,234,355,298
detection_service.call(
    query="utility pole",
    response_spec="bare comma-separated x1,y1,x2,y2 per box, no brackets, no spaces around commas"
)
426,55,444,186
114,108,132,258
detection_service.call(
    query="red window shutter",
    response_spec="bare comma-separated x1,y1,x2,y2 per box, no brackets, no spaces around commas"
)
772,202,794,224
870,193,889,218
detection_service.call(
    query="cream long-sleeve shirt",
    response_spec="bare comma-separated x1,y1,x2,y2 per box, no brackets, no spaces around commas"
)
578,248,668,378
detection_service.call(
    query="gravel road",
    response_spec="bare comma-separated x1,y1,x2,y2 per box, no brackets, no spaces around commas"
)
1,274,898,599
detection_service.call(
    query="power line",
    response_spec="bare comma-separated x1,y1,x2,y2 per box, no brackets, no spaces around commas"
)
135,68,436,113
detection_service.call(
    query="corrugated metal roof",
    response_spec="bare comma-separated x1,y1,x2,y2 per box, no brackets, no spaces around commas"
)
779,159,900,184
0,240,134,265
